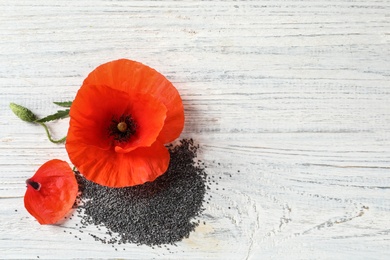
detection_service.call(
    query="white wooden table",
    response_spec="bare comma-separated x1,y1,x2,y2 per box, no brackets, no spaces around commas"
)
1,0,389,259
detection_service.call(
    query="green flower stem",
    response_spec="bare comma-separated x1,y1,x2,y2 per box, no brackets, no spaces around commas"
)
38,122,66,144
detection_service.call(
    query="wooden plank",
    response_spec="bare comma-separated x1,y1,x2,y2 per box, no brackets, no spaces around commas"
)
1,0,389,259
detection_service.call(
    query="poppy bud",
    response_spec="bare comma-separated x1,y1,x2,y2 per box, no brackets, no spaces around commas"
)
9,103,38,122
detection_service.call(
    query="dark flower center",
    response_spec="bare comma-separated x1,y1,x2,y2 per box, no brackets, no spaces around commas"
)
108,115,137,143
26,179,41,191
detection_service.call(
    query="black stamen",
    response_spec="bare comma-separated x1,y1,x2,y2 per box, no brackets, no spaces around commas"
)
108,115,137,143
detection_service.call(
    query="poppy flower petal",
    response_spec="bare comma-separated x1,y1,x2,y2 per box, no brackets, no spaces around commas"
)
24,159,78,225
83,59,184,143
114,92,167,152
117,141,170,186
74,141,169,187
66,85,167,154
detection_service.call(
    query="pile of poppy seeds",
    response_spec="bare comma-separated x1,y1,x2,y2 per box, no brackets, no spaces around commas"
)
73,139,207,246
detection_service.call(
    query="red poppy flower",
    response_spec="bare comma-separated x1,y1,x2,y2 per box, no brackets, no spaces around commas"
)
65,59,184,187
24,159,78,225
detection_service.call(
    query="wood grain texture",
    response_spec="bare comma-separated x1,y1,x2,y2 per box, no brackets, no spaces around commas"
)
1,0,389,259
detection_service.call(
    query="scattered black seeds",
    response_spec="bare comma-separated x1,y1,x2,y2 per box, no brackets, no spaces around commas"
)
75,139,207,246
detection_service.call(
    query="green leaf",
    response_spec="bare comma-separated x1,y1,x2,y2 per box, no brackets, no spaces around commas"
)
35,109,70,123
9,103,38,122
53,101,72,107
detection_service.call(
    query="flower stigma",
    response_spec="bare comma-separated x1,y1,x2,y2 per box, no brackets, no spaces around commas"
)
109,115,137,143
117,122,128,133
26,179,41,191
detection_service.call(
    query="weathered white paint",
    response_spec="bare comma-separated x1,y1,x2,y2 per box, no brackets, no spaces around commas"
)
1,0,389,259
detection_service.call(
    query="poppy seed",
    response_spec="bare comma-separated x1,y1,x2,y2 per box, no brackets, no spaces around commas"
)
74,139,207,246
